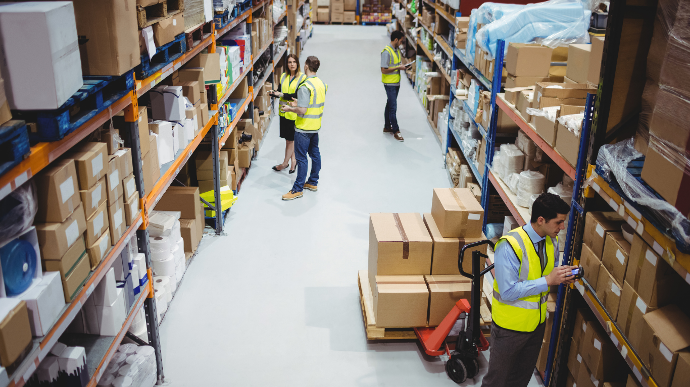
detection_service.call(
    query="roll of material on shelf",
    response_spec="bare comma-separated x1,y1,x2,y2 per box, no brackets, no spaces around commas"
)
171,241,184,264
0,239,37,296
112,375,132,387
172,220,181,241
152,257,175,277
136,346,154,357
175,238,184,258
118,343,138,354
153,277,172,304
154,286,168,314
149,236,172,256
517,171,545,208
97,374,115,387
175,259,184,283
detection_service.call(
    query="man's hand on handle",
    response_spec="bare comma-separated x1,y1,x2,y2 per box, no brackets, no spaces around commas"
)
546,265,578,286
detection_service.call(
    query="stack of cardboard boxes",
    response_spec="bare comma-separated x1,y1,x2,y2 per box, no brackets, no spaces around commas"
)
368,188,487,328
316,0,330,23
575,211,690,386
138,0,186,54
361,0,391,23
331,0,343,22
155,187,205,256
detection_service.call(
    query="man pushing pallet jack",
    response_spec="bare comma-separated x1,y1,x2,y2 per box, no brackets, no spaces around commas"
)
419,193,579,385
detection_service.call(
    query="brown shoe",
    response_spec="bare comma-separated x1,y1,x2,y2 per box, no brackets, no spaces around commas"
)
304,183,318,192
282,190,303,200
383,127,394,132
394,132,404,142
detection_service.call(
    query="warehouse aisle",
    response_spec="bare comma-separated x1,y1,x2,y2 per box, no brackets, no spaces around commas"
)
159,26,540,386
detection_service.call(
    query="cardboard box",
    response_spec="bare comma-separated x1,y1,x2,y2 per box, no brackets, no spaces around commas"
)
42,234,85,275
555,120,580,167
179,81,201,106
199,103,209,127
582,320,628,381
344,0,356,10
576,362,600,387
639,305,690,387
626,233,682,308
317,8,330,22
563,75,578,84
573,307,596,345
106,156,123,204
179,218,200,253
640,140,690,217
79,177,107,220
188,53,221,84
85,201,108,247
505,43,552,77
124,192,139,226
368,213,433,286
430,188,484,238
331,11,343,22
583,212,624,259
579,243,602,286
238,143,252,168
567,338,583,380
505,75,551,89
422,213,487,275
533,114,557,146
601,232,630,286
17,272,65,337
517,90,534,121
86,230,110,269
155,187,201,220
153,13,185,46
0,299,32,367
67,142,108,190
595,266,622,320
0,2,83,110
71,0,140,76
566,44,592,84
108,197,126,243
533,82,596,109
122,174,136,201
373,275,429,328
617,281,655,349
35,159,81,224
344,11,356,23
115,148,134,178
672,351,690,387
331,3,344,13
426,275,471,326
61,247,90,302
588,37,605,85
36,203,87,260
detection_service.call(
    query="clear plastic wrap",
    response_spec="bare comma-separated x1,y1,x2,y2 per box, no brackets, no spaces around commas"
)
467,3,527,63
548,182,574,204
475,0,591,60
526,106,560,122
0,182,37,247
507,172,520,194
502,146,524,178
516,130,538,159
595,138,690,250
517,171,545,207
557,113,585,136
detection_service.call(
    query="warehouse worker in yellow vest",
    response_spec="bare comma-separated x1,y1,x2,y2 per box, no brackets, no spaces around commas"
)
269,54,307,173
381,30,408,142
482,193,576,387
280,56,327,201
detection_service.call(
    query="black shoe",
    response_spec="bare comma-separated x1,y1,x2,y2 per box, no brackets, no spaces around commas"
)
289,168,296,174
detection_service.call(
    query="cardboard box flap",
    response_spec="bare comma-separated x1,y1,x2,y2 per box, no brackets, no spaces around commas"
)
370,213,432,243
644,305,690,353
436,188,483,213
426,275,472,292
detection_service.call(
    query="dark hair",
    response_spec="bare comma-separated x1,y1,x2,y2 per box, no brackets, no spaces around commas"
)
391,30,404,42
530,193,570,223
286,54,300,77
305,56,320,73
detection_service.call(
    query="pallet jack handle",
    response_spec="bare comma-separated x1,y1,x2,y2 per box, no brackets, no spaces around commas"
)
458,240,495,280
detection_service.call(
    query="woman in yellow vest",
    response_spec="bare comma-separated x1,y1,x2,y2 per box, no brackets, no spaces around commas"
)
269,54,306,173
480,193,576,387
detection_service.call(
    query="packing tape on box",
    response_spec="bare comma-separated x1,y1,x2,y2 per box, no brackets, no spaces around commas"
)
154,276,172,304
392,213,409,260
152,257,175,276
0,239,37,296
450,189,470,235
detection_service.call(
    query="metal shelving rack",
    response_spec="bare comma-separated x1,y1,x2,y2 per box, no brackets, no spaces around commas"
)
0,0,308,385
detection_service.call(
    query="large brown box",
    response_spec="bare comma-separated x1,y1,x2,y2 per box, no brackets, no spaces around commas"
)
155,186,201,220
533,114,557,146
617,281,656,350
626,233,682,308
425,275,471,326
106,156,123,205
368,213,433,287
555,120,580,167
582,320,628,381
187,53,221,84
36,203,87,260
565,44,592,84
576,362,600,387
533,82,595,109
331,3,344,13
179,218,200,253
579,243,602,286
43,237,90,302
505,43,552,77
153,13,185,47
108,196,126,243
80,177,107,221
639,305,690,387
672,351,690,387
567,338,583,380
71,0,140,76
0,300,32,368
601,232,630,286
640,138,690,217
35,159,81,223
85,201,109,247
238,143,252,168
179,81,201,106
67,142,108,190
42,236,86,279
87,229,110,269
583,212,624,259
317,8,330,23
594,266,622,320
573,307,596,346
343,11,356,23
344,0,357,10
430,188,484,238
373,275,429,328
422,214,486,275
588,37,605,85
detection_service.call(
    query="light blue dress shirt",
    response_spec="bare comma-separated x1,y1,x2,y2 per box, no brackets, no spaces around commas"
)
494,224,558,302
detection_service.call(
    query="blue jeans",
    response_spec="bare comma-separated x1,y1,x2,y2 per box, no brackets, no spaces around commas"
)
291,131,321,193
384,84,400,132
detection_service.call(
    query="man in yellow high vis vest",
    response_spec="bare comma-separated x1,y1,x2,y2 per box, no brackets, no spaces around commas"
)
482,193,576,387
381,30,408,142
280,56,327,201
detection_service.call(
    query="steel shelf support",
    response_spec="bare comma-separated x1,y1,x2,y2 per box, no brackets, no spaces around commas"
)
211,124,224,235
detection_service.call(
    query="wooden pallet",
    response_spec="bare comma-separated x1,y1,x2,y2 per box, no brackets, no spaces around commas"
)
137,0,185,29
136,33,186,79
185,21,214,52
358,270,417,340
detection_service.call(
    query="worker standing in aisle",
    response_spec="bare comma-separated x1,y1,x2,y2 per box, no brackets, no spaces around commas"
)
482,193,577,387
269,54,306,174
381,30,407,142
280,56,327,201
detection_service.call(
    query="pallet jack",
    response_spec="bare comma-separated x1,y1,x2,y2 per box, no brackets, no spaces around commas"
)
414,240,495,384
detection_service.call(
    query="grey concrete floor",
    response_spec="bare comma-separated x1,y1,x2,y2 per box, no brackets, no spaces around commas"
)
159,25,544,387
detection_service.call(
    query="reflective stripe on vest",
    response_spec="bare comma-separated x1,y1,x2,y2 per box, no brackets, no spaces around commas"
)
381,46,401,84
279,72,306,120
295,77,327,131
491,227,556,332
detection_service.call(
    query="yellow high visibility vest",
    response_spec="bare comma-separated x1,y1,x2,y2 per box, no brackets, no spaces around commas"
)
279,72,306,120
295,76,327,131
492,227,555,332
381,45,401,84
